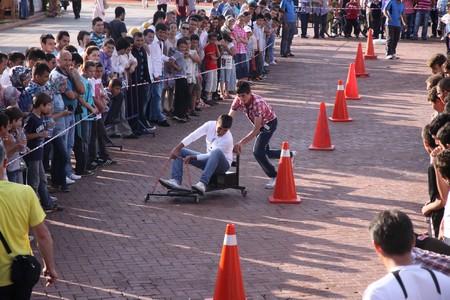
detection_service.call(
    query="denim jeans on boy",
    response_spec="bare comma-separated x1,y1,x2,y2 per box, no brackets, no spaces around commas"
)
413,10,430,39
234,54,248,80
253,118,282,178
27,160,54,209
50,133,68,187
171,148,230,185
64,114,75,176
266,35,276,63
148,81,166,122
281,22,296,56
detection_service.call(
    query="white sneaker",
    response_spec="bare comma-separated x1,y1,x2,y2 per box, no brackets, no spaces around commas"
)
392,54,400,59
50,196,58,202
264,62,269,67
386,55,394,60
265,177,276,189
270,61,278,65
68,173,81,180
159,178,181,190
192,181,206,195
291,151,297,164
65,177,75,185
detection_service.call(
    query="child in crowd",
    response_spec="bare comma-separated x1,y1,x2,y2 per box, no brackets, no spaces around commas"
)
171,38,190,123
266,16,279,66
211,0,220,16
204,33,221,103
184,36,202,116
219,33,235,99
253,14,266,79
88,62,117,168
369,0,382,39
344,0,360,38
106,78,124,126
245,26,258,81
74,60,98,175
4,107,26,183
189,34,207,110
427,53,447,75
24,92,62,212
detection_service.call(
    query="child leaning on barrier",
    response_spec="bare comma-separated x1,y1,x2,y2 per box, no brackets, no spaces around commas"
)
4,107,26,183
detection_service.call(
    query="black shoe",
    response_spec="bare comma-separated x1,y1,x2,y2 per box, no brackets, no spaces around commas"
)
301,35,309,38
157,120,171,127
58,185,71,193
44,205,65,213
173,116,187,123
99,158,117,166
109,134,121,138
87,162,98,171
281,54,288,57
132,131,142,136
288,53,295,57
148,119,158,126
76,170,94,176
124,133,139,139
190,111,199,117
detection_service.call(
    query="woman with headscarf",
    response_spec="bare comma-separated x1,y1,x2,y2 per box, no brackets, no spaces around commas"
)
0,86,21,110
9,66,32,115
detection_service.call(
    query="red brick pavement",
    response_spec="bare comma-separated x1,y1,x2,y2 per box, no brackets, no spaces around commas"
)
31,37,441,299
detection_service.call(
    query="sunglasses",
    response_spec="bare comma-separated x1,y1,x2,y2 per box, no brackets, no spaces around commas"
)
182,27,189,30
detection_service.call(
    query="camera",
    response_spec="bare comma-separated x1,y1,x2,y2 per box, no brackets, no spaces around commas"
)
66,105,74,112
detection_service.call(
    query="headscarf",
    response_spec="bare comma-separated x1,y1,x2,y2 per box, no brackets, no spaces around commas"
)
9,66,31,90
0,85,21,109
48,72,67,95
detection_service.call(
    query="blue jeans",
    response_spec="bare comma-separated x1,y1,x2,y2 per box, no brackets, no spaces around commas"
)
299,11,310,37
172,148,230,185
234,54,248,80
266,35,276,63
414,10,430,39
149,81,166,122
281,22,296,56
402,13,415,38
74,120,92,175
64,114,75,176
6,170,21,183
26,160,54,209
253,118,283,178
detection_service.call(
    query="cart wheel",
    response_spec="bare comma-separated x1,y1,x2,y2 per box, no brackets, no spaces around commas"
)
241,189,248,197
144,194,150,202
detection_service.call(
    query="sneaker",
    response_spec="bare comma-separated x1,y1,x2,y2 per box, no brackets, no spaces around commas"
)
190,111,200,117
265,177,276,189
100,158,117,166
263,62,269,67
109,134,121,138
291,150,297,164
386,55,394,60
76,170,94,176
44,205,65,213
57,185,71,193
68,173,81,180
87,162,98,171
192,181,206,196
159,178,182,190
270,61,277,65
144,124,157,131
65,177,75,185
392,54,400,59
50,196,58,202
173,116,187,123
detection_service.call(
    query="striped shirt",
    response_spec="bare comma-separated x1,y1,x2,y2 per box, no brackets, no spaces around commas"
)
416,0,432,11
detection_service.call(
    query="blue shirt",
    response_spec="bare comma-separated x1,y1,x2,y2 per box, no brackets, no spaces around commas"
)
281,0,296,23
384,0,405,27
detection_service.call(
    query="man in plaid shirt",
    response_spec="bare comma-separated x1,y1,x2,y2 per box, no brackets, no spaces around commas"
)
229,81,295,189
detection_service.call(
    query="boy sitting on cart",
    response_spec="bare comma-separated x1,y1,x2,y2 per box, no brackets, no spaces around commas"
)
159,114,234,195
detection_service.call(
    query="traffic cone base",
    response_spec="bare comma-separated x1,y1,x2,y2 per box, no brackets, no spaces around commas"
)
345,63,361,101
364,54,378,60
328,116,353,122
269,195,302,204
269,142,301,204
309,102,335,151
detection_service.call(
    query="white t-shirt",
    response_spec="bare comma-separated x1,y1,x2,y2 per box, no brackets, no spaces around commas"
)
363,265,450,300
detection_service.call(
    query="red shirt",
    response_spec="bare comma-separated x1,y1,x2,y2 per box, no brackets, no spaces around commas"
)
176,0,189,16
204,44,218,71
345,1,359,20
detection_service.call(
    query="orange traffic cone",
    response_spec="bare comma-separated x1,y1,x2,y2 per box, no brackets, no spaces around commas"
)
345,63,361,100
309,103,335,151
329,80,353,122
354,43,370,77
364,28,378,60
209,224,246,300
269,142,301,204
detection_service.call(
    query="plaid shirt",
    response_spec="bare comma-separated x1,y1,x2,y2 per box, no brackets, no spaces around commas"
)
231,93,276,127
232,25,247,54
412,247,450,276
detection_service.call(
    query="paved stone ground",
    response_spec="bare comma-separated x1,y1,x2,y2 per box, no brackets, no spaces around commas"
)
0,2,445,299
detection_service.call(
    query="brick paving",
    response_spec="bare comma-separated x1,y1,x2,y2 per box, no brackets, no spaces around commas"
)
0,3,444,299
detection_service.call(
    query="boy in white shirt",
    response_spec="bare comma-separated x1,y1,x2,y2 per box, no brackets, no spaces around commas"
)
159,114,234,195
